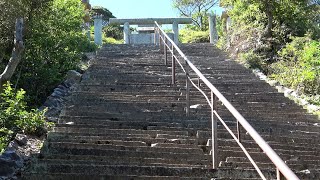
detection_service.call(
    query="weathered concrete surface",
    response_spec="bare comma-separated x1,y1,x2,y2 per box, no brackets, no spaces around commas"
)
94,16,103,46
130,33,173,44
209,14,218,44
109,18,192,25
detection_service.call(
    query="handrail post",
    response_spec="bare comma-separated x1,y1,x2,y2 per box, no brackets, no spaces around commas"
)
186,64,190,117
159,31,162,51
211,91,218,169
164,38,168,66
154,26,157,45
277,168,285,180
237,120,241,142
172,44,176,85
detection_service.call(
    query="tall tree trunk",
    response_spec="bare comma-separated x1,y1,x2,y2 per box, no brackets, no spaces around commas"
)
0,18,24,88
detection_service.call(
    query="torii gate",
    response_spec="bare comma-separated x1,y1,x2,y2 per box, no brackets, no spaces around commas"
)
109,18,192,44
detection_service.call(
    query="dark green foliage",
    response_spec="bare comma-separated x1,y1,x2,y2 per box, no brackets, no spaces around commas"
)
11,0,96,106
103,25,123,40
91,6,115,21
0,0,96,152
0,128,13,154
0,0,51,66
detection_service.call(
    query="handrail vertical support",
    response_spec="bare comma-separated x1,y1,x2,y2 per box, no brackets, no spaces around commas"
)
277,168,285,180
164,39,168,66
159,31,162,51
237,120,241,142
186,65,190,117
211,91,218,169
154,26,157,45
172,45,176,85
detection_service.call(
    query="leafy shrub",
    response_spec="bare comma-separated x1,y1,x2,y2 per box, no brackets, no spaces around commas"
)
239,51,268,72
179,29,209,43
270,36,320,95
0,83,51,153
15,109,51,136
103,37,124,44
103,25,123,40
0,83,26,130
0,128,13,154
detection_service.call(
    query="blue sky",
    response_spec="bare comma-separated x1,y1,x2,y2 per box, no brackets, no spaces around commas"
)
90,0,224,19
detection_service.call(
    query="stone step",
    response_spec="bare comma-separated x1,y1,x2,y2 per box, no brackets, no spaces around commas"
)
27,163,275,179
222,157,320,171
44,147,211,162
57,117,319,133
45,142,204,155
37,157,209,168
53,127,190,137
47,133,200,146
206,139,319,152
22,173,214,180
58,114,318,127
74,84,276,94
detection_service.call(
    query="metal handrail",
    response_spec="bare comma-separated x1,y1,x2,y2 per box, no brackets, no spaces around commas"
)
154,21,299,180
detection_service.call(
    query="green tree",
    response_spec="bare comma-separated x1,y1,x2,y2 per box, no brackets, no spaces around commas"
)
91,6,115,21
0,0,51,65
16,0,93,106
172,0,219,30
220,0,320,104
220,0,320,61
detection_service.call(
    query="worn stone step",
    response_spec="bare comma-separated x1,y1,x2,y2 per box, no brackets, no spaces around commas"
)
22,173,212,180
222,157,319,171
27,163,276,179
36,158,208,168
46,142,204,154
47,133,200,146
206,139,319,152
44,148,211,162
53,127,189,137
57,118,236,130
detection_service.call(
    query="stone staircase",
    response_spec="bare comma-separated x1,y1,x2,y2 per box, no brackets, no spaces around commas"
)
23,44,320,179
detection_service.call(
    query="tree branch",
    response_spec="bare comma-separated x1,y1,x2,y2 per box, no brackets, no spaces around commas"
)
0,18,24,87
177,6,191,17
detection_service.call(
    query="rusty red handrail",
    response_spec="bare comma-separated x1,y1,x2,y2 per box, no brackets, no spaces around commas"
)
154,21,299,180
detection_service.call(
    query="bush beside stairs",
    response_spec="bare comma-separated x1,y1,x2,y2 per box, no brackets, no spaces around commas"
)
23,43,320,179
